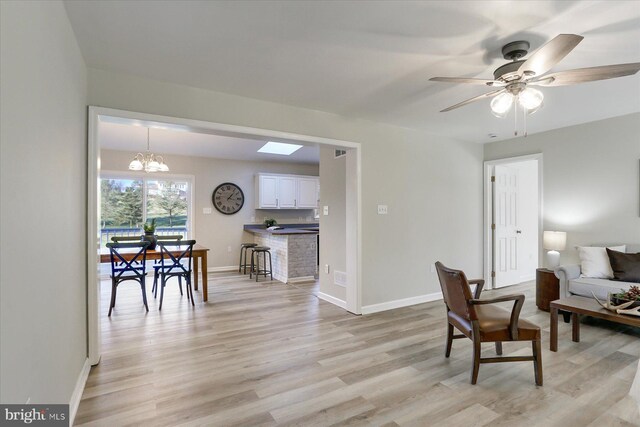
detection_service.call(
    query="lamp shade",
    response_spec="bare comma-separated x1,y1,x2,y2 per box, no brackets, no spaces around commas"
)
543,231,567,251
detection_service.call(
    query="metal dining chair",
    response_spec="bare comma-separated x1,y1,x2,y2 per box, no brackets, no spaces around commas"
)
154,239,197,310
152,235,185,294
105,241,150,316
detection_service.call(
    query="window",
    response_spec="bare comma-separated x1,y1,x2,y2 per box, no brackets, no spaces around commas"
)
100,174,192,246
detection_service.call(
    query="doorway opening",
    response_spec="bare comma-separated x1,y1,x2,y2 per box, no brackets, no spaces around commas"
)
87,107,362,365
484,154,543,289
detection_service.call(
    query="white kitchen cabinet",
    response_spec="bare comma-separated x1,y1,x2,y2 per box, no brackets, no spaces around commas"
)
255,173,319,209
297,177,319,208
277,176,297,208
257,175,278,208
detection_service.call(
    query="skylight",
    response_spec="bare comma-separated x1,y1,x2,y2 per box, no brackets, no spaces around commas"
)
257,141,303,156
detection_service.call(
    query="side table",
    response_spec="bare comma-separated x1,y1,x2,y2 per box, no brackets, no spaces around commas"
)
536,268,559,311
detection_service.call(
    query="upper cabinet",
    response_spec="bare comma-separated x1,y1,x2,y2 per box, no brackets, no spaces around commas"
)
257,175,278,208
255,173,319,209
297,177,319,209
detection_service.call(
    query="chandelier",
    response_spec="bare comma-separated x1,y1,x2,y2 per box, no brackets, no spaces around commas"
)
128,128,169,173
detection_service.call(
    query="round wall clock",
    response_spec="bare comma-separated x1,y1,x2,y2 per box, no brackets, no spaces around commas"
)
212,182,245,215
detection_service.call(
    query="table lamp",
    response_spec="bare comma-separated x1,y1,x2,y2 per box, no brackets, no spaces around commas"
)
543,231,566,269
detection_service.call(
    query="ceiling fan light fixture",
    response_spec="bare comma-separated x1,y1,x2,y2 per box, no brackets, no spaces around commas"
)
490,92,514,118
518,87,544,114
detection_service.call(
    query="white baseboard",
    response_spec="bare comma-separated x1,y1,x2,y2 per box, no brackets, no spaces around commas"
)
70,358,91,425
361,291,443,315
288,276,315,284
317,292,347,309
207,265,238,273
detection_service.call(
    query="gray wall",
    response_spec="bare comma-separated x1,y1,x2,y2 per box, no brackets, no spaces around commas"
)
1,1,87,403
88,68,484,307
319,146,347,301
485,113,640,265
100,149,318,268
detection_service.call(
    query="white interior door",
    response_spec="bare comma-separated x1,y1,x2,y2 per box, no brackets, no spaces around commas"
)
494,165,521,288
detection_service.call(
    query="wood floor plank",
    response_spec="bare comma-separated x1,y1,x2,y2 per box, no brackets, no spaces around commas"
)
75,273,640,426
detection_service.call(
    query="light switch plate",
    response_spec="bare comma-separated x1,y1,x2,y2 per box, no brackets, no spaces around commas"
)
203,207,212,214
323,206,329,216
377,205,388,215
324,264,330,274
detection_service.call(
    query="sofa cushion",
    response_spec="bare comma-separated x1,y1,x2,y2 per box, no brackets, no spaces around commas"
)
569,277,635,300
577,245,625,279
607,249,640,283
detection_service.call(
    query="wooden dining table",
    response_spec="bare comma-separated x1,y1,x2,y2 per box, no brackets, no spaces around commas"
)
100,244,210,302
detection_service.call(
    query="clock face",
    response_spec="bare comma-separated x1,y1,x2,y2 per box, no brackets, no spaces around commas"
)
212,183,244,215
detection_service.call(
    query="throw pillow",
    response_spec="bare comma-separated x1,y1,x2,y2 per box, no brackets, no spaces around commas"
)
606,248,640,283
577,245,626,278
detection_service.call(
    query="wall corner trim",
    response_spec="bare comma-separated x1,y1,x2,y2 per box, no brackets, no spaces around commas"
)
70,358,91,425
317,292,347,309
361,291,443,314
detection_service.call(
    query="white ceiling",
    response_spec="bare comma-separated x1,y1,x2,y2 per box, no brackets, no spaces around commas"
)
98,119,321,164
65,1,640,143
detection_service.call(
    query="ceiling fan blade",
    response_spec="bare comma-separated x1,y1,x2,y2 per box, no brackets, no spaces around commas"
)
518,34,584,77
430,77,505,87
529,62,640,87
440,89,505,112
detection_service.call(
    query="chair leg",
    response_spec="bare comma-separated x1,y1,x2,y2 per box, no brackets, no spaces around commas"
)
495,342,503,355
249,250,254,279
153,271,158,298
108,279,117,317
140,279,149,312
445,322,454,357
187,276,195,306
239,246,244,273
159,276,166,311
255,252,260,282
533,339,543,386
268,251,273,281
178,276,183,296
471,334,481,385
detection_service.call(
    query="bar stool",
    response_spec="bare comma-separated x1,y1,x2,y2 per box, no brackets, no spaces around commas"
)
250,246,273,282
239,243,258,274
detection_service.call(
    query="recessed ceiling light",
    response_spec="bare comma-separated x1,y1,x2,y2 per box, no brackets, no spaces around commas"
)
258,141,303,156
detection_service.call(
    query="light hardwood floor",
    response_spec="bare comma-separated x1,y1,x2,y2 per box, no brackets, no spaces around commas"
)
76,272,640,426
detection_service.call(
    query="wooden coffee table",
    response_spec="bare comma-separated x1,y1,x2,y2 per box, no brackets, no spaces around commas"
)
550,296,640,351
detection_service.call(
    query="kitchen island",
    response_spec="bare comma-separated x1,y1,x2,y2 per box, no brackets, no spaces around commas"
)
243,224,318,283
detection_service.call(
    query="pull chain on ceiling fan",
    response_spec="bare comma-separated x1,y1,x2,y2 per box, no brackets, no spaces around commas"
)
430,34,640,137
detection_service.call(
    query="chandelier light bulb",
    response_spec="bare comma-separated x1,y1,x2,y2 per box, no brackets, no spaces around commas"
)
128,158,143,171
490,92,514,118
518,87,544,114
146,159,161,172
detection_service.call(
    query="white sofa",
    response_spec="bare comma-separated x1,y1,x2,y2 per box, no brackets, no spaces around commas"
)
555,244,640,300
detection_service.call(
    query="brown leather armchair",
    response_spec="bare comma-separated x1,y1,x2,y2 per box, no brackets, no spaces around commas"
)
435,262,542,385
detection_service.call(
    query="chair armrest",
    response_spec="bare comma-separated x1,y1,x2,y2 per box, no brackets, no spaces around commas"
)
468,279,485,299
470,294,525,340
555,264,580,298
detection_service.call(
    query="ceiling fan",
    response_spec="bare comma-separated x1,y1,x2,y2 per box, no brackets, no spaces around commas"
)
430,34,640,135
